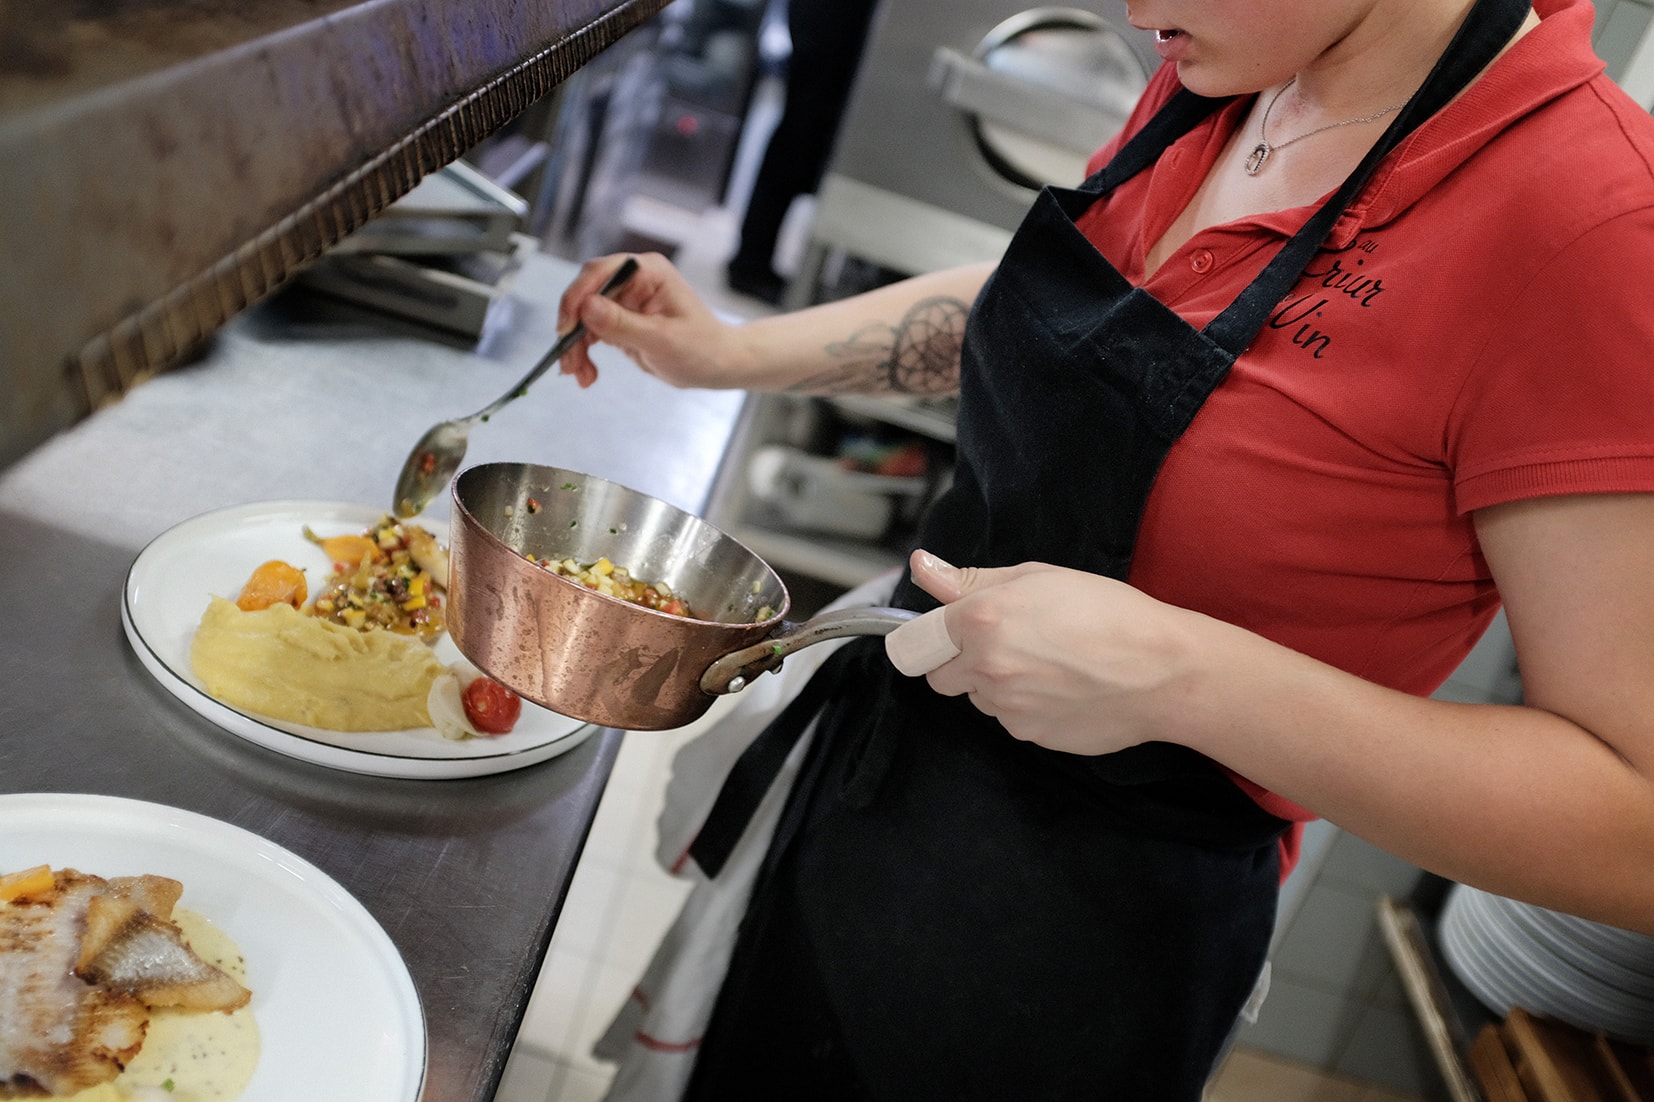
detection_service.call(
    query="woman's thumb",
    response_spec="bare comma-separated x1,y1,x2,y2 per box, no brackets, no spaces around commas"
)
888,551,971,676
907,548,965,603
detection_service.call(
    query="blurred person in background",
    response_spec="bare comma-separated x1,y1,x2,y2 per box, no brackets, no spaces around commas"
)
724,0,880,304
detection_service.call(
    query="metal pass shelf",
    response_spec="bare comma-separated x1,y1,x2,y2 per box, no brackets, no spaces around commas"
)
709,393,958,589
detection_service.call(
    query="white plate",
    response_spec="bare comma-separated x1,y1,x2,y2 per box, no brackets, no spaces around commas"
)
123,500,597,778
1441,884,1654,1044
0,793,424,1101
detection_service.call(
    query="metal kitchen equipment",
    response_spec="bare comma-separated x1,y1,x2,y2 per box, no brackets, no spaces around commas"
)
327,161,532,258
787,2,1158,304
447,462,916,730
0,0,674,473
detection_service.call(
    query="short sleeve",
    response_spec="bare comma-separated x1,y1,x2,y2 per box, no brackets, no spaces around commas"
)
1449,207,1654,514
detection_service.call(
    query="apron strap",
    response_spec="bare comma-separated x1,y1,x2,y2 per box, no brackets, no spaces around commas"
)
1205,0,1532,354
1088,88,1230,193
688,645,862,877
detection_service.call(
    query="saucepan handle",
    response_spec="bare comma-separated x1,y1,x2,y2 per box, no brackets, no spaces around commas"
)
699,606,918,695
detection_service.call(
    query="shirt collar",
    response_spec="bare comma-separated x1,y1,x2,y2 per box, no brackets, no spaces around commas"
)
1324,0,1606,246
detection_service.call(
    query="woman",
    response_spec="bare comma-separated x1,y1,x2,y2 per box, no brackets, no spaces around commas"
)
557,0,1654,1096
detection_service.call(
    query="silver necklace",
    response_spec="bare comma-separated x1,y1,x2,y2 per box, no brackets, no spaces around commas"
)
1244,77,1406,176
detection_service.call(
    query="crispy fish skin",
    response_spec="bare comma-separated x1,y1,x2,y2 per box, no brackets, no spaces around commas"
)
75,894,251,1012
0,872,149,1098
0,869,249,1098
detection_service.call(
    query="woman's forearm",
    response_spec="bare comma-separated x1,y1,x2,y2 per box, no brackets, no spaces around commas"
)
1172,615,1654,932
899,508,1654,934
1155,494,1654,932
734,263,993,396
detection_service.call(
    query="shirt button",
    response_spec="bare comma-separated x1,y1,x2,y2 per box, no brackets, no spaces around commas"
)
1190,249,1215,273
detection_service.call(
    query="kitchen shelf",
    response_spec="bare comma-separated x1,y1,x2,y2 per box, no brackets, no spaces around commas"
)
1,0,670,471
726,523,904,591
708,392,956,590
829,395,959,443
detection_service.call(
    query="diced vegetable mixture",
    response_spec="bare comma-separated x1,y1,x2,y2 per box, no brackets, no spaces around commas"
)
528,555,694,619
304,516,448,641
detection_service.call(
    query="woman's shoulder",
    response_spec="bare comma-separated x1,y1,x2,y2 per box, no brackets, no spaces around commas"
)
1442,5,1654,207
1371,64,1654,257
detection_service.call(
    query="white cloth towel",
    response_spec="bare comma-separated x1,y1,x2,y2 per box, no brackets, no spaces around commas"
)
595,569,902,1101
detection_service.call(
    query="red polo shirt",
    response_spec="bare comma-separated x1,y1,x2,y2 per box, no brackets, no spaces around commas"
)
1075,0,1654,858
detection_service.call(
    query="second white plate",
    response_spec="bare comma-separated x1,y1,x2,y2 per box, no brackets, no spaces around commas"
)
0,793,425,1101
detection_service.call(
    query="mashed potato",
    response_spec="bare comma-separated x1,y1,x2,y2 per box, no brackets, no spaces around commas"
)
189,596,444,731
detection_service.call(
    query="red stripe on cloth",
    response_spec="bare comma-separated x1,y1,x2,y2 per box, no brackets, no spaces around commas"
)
635,1030,702,1054
628,984,701,1052
669,841,694,875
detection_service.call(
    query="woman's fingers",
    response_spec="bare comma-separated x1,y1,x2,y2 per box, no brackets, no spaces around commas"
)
554,253,677,385
555,255,628,384
553,251,739,390
886,549,1032,682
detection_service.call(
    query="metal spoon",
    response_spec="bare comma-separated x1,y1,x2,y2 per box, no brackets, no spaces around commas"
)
391,256,639,518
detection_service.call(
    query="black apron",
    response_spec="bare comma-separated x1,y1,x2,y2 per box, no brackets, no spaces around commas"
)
685,2,1528,1096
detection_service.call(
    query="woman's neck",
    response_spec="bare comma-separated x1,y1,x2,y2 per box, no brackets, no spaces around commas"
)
1142,1,1540,277
1287,0,1479,120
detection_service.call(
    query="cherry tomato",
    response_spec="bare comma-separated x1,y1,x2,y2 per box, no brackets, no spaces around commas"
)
461,676,522,735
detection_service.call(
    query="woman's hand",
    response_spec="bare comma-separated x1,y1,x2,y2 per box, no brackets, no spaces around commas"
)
555,252,749,390
886,549,1206,754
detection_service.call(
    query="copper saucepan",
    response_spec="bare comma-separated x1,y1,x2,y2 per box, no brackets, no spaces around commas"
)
446,462,916,730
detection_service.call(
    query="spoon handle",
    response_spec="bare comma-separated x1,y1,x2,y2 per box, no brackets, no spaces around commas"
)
470,255,640,423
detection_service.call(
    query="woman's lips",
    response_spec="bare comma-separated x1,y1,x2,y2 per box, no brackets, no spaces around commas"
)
1153,28,1188,61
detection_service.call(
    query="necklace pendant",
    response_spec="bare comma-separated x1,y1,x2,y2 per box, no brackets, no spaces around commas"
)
1244,141,1271,176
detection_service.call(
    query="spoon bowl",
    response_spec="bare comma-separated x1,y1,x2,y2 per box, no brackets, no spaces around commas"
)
391,256,639,518
393,421,472,519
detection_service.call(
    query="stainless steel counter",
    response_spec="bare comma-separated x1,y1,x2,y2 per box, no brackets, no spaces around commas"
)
0,251,747,1100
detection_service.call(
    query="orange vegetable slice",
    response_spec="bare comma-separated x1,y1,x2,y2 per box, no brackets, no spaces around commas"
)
0,864,55,902
236,559,309,611
316,534,382,567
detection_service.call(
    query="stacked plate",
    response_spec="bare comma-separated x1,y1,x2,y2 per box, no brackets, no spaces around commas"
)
1439,883,1654,1043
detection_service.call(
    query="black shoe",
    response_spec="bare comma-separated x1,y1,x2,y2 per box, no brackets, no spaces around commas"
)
725,262,787,306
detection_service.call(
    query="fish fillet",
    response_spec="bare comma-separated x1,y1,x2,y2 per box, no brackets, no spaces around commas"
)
0,869,249,1098
77,894,251,1011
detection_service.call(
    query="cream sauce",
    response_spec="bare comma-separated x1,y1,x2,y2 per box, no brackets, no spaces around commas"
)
68,910,260,1102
